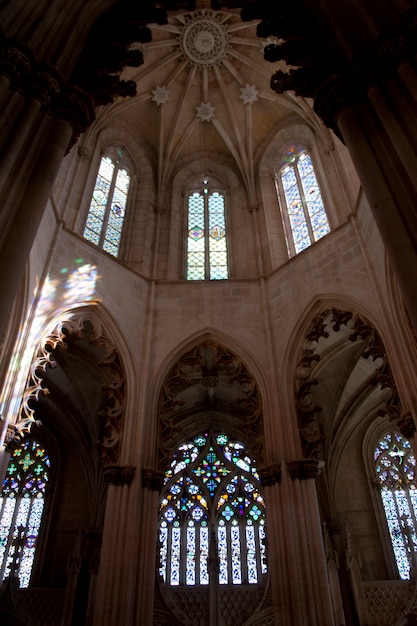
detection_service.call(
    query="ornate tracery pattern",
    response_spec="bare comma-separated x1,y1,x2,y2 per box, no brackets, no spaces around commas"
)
186,181,228,280
375,431,417,580
277,145,330,256
158,431,267,587
0,440,50,587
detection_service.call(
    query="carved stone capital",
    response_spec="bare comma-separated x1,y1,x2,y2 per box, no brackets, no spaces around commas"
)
4,424,20,453
396,411,416,439
32,65,61,107
50,85,95,142
0,41,34,88
258,463,281,487
142,468,165,491
287,458,323,480
103,464,135,486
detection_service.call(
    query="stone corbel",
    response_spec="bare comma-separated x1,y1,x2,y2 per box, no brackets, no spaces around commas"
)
396,410,416,439
103,464,135,486
287,458,323,480
142,468,165,491
258,463,281,487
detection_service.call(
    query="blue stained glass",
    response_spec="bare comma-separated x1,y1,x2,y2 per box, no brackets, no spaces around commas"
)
83,152,130,258
0,440,49,587
158,431,267,587
279,147,330,256
187,187,228,280
376,432,417,580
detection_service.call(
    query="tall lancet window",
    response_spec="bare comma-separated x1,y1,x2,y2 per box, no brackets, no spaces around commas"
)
186,180,228,280
375,431,417,580
83,146,131,257
0,439,50,587
276,145,330,256
158,431,267,586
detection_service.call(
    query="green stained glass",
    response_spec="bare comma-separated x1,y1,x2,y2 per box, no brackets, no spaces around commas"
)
0,440,50,588
158,430,267,587
186,186,228,280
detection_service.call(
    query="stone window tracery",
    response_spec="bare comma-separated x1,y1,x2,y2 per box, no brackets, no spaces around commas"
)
375,431,417,580
83,146,132,257
186,180,228,280
276,145,330,256
158,430,267,587
0,439,50,587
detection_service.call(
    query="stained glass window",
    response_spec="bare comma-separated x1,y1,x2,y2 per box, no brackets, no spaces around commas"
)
374,431,417,580
186,180,228,280
158,431,267,586
83,147,131,257
276,145,330,256
0,439,50,587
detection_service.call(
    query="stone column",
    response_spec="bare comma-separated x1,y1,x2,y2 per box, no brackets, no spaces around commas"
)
0,36,95,342
311,10,417,335
93,464,136,626
286,459,336,626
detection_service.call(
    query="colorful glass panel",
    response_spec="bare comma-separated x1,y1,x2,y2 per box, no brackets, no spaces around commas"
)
186,186,228,280
158,431,267,587
375,432,417,580
279,147,330,256
83,150,130,258
0,440,50,588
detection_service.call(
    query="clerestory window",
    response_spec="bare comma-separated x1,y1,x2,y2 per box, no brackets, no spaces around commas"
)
0,439,50,587
374,431,417,580
83,146,131,257
158,431,267,586
186,180,228,280
276,145,330,256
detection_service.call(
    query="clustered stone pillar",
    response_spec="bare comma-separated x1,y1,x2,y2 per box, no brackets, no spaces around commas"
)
313,8,417,335
93,464,136,626
0,35,95,342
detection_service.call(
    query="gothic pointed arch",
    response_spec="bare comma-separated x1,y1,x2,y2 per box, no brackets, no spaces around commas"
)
152,339,274,626
10,308,125,467
156,338,264,471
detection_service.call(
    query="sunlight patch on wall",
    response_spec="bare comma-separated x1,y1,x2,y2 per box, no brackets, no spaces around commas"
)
1,260,100,433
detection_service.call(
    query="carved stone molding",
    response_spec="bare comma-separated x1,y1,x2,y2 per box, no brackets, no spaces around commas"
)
4,423,22,453
103,464,135,486
287,458,322,480
254,5,417,136
0,36,96,148
12,312,124,465
158,340,263,471
296,308,403,462
396,411,416,439
258,463,281,487
142,468,166,491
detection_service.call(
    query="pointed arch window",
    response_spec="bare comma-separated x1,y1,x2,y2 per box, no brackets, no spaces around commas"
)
158,431,267,586
0,439,50,587
83,146,132,257
186,180,229,280
276,145,330,256
374,431,417,580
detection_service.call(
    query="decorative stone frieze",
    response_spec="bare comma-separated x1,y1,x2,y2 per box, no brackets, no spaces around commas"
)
103,464,135,486
258,463,281,486
287,458,323,480
142,468,165,491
